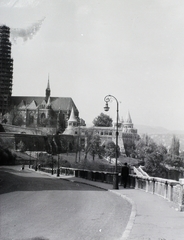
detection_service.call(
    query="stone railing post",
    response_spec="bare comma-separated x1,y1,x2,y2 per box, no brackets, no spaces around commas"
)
168,183,173,202
146,178,149,192
152,178,155,194
164,181,168,199
135,177,139,189
179,179,184,211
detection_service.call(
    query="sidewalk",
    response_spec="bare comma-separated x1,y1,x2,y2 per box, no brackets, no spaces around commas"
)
58,174,184,240
32,169,184,240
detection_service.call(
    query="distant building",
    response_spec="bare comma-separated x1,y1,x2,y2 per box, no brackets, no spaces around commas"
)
3,79,80,135
63,109,139,155
0,25,13,116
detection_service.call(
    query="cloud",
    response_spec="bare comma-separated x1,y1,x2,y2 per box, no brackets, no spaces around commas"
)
10,17,45,43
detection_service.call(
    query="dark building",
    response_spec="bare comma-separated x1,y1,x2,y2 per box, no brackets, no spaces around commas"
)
3,79,80,135
0,25,13,116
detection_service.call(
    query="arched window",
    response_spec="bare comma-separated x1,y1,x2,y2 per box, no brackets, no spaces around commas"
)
41,113,46,123
29,112,34,125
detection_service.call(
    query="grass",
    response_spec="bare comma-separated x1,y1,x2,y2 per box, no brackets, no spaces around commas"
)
12,150,140,172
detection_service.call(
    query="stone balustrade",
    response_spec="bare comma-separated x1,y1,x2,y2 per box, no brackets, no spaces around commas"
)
134,175,184,211
40,166,184,211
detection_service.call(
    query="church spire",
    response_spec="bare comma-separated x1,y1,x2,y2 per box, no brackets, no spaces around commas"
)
45,74,51,102
47,76,50,90
125,111,132,123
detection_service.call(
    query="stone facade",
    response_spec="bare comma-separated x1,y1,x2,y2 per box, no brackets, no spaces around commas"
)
63,109,139,155
3,80,79,134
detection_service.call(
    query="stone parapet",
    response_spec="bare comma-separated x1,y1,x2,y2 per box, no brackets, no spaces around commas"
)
133,175,184,211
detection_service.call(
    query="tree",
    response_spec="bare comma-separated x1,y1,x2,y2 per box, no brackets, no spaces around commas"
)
134,134,157,161
93,113,113,127
169,135,180,156
124,139,136,157
79,118,86,126
89,135,101,161
164,154,184,169
56,110,66,133
7,106,24,126
0,146,16,165
144,152,167,178
44,136,68,155
16,140,26,152
83,129,97,159
104,140,120,163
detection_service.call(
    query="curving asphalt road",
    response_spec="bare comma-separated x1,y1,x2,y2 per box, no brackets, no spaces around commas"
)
0,166,131,240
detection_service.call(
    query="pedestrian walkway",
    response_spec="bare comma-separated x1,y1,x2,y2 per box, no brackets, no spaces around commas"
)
59,175,184,240
30,168,184,240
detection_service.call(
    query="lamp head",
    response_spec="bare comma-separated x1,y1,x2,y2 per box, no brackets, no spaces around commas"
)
104,102,110,111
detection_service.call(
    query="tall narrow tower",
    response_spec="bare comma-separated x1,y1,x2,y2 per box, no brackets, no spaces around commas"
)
45,75,51,103
0,25,13,116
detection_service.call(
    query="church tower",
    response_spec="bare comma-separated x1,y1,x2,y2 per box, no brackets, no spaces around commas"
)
45,76,51,103
123,111,134,131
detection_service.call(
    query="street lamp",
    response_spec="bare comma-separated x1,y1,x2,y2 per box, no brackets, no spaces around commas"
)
57,154,60,177
78,119,81,163
29,151,31,168
104,94,119,189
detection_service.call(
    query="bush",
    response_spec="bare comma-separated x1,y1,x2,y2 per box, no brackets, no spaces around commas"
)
0,147,16,165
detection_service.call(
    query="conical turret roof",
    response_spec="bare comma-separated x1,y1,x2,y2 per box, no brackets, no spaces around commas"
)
125,111,132,123
68,107,77,122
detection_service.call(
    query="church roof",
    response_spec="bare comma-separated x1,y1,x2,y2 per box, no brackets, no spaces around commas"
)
17,100,26,109
27,100,37,109
10,96,79,113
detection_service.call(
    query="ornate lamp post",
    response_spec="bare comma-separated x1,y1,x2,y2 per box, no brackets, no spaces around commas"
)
104,95,119,189
78,118,81,163
57,154,60,177
29,151,31,168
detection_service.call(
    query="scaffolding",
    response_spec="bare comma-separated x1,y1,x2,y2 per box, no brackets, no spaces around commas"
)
0,25,13,116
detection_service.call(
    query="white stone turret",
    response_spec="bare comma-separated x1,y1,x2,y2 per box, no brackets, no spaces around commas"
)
62,107,78,135
122,111,137,134
68,107,77,126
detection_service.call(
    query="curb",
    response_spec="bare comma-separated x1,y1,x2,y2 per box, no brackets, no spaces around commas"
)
110,190,136,240
61,177,109,191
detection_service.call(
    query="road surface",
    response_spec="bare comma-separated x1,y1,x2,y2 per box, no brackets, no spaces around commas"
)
0,166,131,240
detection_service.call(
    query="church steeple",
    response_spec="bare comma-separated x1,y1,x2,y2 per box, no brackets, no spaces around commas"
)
68,107,78,127
125,111,132,123
123,111,133,130
45,74,51,102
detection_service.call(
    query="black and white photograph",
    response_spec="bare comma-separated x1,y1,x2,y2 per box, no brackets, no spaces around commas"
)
0,1,184,239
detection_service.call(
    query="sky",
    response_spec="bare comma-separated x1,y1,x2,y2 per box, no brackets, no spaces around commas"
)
1,0,184,131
